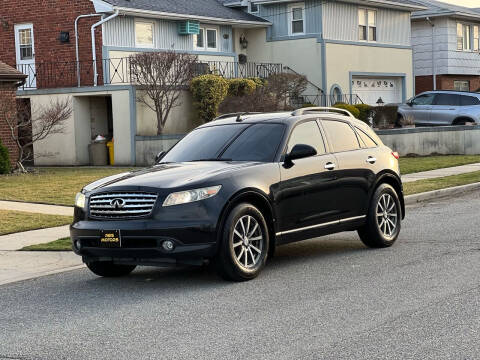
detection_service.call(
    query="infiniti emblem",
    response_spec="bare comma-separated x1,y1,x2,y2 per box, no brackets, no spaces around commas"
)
110,198,126,209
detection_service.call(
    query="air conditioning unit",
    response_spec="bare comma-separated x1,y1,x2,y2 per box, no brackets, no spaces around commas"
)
178,20,200,35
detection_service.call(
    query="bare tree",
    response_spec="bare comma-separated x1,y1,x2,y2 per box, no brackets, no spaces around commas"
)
0,97,71,172
129,51,198,134
266,73,308,110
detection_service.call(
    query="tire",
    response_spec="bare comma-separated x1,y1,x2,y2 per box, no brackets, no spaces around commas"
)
86,261,136,277
215,203,269,281
358,183,402,248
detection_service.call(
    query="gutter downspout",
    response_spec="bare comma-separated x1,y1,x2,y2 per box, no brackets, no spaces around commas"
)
91,10,119,86
75,14,102,87
426,17,436,90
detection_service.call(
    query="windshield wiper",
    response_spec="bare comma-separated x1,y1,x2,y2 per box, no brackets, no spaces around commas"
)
191,158,232,162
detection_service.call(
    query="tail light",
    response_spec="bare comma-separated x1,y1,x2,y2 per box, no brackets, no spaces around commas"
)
391,151,400,160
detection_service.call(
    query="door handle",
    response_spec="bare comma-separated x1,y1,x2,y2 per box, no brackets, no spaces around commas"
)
366,156,377,164
324,162,336,170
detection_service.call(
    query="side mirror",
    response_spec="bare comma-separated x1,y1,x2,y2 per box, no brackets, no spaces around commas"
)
407,100,414,107
155,151,166,164
285,144,317,164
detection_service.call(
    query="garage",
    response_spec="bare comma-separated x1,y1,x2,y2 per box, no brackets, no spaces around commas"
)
352,77,403,105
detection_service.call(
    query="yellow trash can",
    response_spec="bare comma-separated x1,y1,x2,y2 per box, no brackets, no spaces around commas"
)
106,140,114,165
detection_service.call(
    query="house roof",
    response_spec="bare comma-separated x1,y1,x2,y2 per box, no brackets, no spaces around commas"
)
410,0,480,20
0,61,27,82
100,0,270,25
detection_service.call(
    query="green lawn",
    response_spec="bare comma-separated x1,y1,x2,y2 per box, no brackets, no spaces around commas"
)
404,171,480,196
21,237,72,251
399,155,480,175
0,167,134,206
0,210,72,236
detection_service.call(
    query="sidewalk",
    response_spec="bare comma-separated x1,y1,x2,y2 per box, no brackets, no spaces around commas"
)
0,200,73,216
401,163,480,183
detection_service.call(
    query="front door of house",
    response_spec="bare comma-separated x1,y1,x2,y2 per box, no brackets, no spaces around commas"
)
14,24,36,88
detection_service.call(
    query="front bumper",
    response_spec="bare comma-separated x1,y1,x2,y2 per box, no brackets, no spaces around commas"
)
70,219,218,266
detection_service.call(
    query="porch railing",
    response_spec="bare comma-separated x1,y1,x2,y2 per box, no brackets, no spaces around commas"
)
292,94,364,107
16,58,283,91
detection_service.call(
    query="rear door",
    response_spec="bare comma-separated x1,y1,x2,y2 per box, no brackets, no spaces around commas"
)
14,24,36,88
277,120,339,240
319,119,371,220
431,93,461,125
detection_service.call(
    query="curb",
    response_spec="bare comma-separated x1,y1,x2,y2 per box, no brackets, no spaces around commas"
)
405,182,480,205
0,264,85,287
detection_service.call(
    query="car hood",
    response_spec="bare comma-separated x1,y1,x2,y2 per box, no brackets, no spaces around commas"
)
83,161,263,192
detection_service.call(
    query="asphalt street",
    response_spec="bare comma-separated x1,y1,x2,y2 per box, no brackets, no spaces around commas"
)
1,190,479,360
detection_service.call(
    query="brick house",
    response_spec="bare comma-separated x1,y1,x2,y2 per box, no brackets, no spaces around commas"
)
0,61,27,166
411,0,480,94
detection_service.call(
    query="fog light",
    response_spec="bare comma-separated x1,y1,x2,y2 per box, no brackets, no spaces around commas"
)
162,240,175,251
74,240,82,250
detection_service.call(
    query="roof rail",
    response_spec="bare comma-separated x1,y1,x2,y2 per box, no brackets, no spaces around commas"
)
214,112,262,121
291,107,355,118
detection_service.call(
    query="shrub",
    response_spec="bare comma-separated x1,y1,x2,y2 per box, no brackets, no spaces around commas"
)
372,105,398,128
219,87,279,114
354,104,373,124
248,77,267,88
333,103,360,119
191,75,229,123
228,78,257,97
0,139,11,175
301,103,316,108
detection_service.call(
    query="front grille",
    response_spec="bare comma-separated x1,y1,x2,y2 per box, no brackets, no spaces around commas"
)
89,192,158,219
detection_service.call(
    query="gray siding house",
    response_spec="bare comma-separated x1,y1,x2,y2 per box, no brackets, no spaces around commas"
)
411,0,480,94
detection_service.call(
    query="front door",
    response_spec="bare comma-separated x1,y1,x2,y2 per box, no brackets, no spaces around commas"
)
407,93,436,125
276,120,340,243
14,24,36,88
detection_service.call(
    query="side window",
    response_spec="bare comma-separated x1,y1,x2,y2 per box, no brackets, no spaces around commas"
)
287,120,326,155
322,120,360,153
460,95,480,106
355,127,378,148
434,94,461,106
412,94,435,106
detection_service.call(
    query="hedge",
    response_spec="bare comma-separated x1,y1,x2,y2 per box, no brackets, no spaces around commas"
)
333,103,360,119
190,75,229,123
228,78,257,97
353,104,373,124
0,139,11,175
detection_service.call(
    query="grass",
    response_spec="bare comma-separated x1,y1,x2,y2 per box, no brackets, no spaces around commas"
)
0,210,72,236
399,155,480,175
21,237,72,251
0,167,134,206
404,170,480,195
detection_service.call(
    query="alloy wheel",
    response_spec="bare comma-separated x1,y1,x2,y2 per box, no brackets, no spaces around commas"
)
376,193,398,237
232,215,264,270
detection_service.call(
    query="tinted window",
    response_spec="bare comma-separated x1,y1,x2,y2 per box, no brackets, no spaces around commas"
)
287,121,326,155
322,120,360,153
460,95,480,106
434,94,461,106
162,124,247,163
222,124,285,162
412,94,435,105
355,127,378,148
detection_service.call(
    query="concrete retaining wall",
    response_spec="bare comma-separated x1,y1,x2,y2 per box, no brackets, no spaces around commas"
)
135,135,184,166
377,125,480,156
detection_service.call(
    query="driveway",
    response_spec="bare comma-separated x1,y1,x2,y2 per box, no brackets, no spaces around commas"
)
0,190,479,359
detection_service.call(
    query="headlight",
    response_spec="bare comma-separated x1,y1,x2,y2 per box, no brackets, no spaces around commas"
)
75,192,86,209
163,185,222,207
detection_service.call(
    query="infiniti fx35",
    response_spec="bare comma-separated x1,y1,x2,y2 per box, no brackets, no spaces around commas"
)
71,108,405,281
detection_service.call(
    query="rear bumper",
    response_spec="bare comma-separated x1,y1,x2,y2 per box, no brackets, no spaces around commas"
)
70,219,217,266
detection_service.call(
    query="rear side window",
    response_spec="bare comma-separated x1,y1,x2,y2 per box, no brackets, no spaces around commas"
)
322,120,360,153
460,95,480,106
355,127,378,148
434,94,461,106
287,120,326,155
222,123,285,162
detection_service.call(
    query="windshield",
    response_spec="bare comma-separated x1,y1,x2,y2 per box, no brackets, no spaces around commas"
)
161,123,285,163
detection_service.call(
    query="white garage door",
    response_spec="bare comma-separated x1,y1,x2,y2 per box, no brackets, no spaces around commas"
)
352,77,402,106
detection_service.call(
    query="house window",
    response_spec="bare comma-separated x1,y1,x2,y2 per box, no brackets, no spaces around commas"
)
454,80,470,92
249,1,259,13
474,26,479,51
457,23,474,51
18,28,33,60
194,27,218,51
359,9,376,41
289,3,305,35
464,25,471,50
135,21,154,48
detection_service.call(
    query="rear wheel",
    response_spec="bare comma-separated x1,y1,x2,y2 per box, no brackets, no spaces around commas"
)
86,261,136,277
358,184,401,248
215,203,269,281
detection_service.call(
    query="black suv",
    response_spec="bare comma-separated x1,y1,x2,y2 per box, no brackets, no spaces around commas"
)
71,108,405,281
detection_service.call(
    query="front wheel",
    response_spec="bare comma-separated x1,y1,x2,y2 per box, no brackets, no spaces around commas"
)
86,261,136,277
358,183,401,248
215,203,269,281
